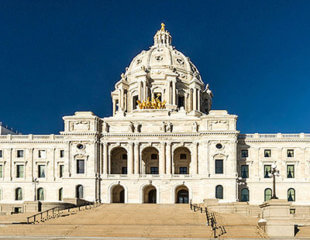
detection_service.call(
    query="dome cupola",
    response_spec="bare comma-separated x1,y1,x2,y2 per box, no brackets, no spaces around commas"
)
111,24,213,117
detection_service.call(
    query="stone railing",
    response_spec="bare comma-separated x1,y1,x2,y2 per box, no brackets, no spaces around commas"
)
238,133,309,139
0,134,64,141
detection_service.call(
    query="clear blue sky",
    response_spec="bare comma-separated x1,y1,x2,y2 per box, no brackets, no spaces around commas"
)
1,0,310,134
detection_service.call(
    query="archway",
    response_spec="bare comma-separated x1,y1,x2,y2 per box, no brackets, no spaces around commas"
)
143,185,157,203
111,185,125,203
175,185,189,203
111,147,128,174
173,147,191,174
142,147,159,174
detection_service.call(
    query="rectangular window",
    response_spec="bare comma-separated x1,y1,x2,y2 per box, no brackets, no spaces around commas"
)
59,165,64,178
16,165,24,178
122,154,127,160
60,150,64,158
215,160,223,174
0,165,3,178
241,165,249,178
122,167,127,174
287,165,295,178
179,167,188,174
38,150,46,158
17,150,24,158
264,149,271,158
241,150,248,158
150,167,158,174
0,150,2,158
180,154,187,159
151,154,158,160
264,165,271,178
76,160,85,174
287,149,294,158
38,165,46,178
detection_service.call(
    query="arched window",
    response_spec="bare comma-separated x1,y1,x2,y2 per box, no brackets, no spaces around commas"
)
58,188,63,201
215,185,223,199
264,188,272,201
241,188,249,202
37,188,44,201
15,188,23,200
287,188,295,202
76,185,83,199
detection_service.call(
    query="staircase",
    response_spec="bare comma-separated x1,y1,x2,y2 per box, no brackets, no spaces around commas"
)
0,203,268,239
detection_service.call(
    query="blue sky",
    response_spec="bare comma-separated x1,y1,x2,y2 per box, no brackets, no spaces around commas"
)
0,0,310,134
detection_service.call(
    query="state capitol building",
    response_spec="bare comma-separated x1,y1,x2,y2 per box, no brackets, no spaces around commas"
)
0,24,309,213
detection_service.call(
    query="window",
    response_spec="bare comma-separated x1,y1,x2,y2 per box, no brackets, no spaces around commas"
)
264,149,271,157
215,160,223,174
76,185,83,198
287,165,295,178
264,188,272,201
241,150,248,158
216,143,223,149
122,167,127,174
16,165,24,178
151,154,158,160
38,165,46,178
215,185,223,199
37,188,44,201
122,154,127,160
38,150,46,158
287,149,294,158
287,188,295,202
133,95,138,110
59,165,64,178
14,207,22,213
0,189,2,200
150,167,158,174
17,150,24,158
76,160,85,174
179,167,188,174
241,165,249,178
15,188,23,200
180,154,187,160
60,150,64,158
241,188,249,202
0,150,2,158
0,165,3,178
178,95,185,108
58,188,63,201
264,165,271,178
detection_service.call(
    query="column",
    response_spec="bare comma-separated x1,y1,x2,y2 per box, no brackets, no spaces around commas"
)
193,88,197,111
103,143,108,175
197,90,201,112
166,142,172,175
191,142,198,175
159,142,166,175
134,142,140,174
9,148,12,180
100,143,103,174
172,81,176,105
112,99,116,116
128,142,134,175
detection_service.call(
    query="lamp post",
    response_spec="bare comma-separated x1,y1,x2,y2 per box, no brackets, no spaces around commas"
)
32,177,39,201
236,177,245,201
268,163,280,199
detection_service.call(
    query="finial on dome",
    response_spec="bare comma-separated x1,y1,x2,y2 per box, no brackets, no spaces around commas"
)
154,23,172,47
160,23,165,31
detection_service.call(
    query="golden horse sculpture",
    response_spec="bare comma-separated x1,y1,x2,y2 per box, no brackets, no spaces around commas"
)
137,95,166,110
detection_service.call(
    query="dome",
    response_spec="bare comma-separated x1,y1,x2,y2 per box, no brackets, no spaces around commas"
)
125,23,202,84
111,24,212,116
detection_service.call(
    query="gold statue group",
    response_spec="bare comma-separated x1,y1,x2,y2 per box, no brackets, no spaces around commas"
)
137,94,166,109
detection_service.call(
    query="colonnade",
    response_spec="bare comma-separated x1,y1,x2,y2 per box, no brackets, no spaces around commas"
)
101,142,199,176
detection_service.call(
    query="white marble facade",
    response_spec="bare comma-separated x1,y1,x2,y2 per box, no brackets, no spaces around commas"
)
0,25,309,211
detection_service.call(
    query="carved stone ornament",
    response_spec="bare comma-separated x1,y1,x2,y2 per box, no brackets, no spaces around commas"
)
71,121,90,131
